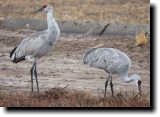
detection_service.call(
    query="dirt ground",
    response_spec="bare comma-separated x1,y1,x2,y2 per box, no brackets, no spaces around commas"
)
0,29,150,97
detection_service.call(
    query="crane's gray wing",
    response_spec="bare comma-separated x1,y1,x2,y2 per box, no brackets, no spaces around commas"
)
14,31,47,58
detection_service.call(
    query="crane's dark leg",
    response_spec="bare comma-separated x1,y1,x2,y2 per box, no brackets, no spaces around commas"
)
34,62,39,93
104,75,110,98
110,75,114,97
30,63,35,92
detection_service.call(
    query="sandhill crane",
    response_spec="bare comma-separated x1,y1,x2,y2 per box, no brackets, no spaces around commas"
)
82,48,142,97
10,5,60,93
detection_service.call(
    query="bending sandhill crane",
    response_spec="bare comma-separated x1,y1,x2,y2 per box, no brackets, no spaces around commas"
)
82,48,142,97
10,5,60,93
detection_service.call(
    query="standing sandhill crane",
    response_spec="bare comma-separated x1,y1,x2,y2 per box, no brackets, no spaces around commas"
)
10,5,60,93
82,48,142,97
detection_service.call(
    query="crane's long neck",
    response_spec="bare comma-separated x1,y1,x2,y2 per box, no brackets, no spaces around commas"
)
47,11,60,40
120,73,135,83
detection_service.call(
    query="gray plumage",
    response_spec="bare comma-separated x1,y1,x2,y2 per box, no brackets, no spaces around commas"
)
10,5,60,62
82,48,142,97
10,5,60,93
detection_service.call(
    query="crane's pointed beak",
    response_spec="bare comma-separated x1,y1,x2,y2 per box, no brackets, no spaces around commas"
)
138,80,142,96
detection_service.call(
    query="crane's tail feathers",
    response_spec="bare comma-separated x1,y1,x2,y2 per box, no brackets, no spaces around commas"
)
12,56,26,63
10,47,25,63
10,47,17,60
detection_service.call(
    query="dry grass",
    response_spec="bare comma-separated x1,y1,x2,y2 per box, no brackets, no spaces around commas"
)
0,88,150,107
135,31,149,46
0,0,150,23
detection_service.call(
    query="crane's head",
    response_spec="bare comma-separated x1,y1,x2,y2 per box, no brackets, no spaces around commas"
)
33,4,53,14
132,74,142,96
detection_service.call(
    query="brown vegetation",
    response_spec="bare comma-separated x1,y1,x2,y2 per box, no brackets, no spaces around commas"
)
135,31,149,46
0,88,150,107
0,0,150,23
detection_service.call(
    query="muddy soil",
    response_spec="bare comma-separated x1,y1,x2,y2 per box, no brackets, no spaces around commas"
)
0,29,150,97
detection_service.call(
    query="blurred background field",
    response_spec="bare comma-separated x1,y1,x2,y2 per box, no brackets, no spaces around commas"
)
0,0,150,24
